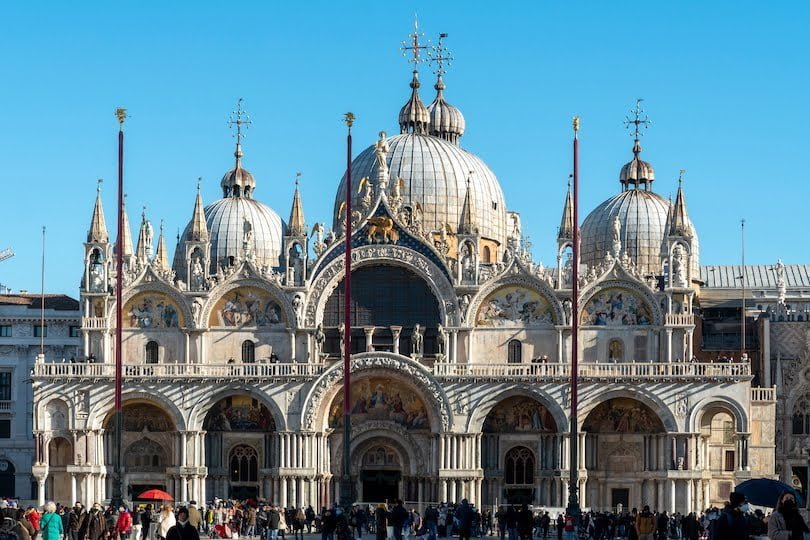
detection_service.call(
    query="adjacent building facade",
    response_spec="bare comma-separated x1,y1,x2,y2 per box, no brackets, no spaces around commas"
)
27,36,782,512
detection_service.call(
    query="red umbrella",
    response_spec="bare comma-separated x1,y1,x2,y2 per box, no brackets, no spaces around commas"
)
136,489,174,501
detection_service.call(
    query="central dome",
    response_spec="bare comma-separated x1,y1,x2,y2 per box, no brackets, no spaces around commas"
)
333,133,508,245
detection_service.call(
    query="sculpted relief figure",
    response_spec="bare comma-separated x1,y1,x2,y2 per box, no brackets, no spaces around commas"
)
314,323,326,358
437,323,447,355
411,324,424,356
671,244,687,287
374,131,390,189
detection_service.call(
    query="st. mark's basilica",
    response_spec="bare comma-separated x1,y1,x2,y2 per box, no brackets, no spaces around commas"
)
21,29,810,515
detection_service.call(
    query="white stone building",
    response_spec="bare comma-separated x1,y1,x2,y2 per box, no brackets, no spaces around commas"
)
29,40,777,512
0,293,80,501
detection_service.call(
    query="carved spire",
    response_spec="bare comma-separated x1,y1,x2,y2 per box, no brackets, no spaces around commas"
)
287,173,306,237
188,179,209,242
558,177,574,242
87,179,109,243
116,194,134,259
135,207,154,263
154,221,170,271
458,172,478,235
667,170,692,237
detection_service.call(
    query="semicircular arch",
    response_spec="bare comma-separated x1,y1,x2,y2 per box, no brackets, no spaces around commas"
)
467,386,567,433
118,281,192,329
202,279,295,330
579,387,676,432
88,390,187,431
578,279,662,327
468,274,565,327
305,245,458,328
687,396,748,433
334,421,425,477
300,352,452,432
189,386,286,432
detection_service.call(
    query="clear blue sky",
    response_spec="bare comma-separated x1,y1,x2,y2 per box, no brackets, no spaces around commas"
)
1,1,808,296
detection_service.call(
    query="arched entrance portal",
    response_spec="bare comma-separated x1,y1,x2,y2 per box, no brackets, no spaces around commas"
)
103,401,176,499
204,395,276,500
359,444,403,504
481,396,559,507
583,398,665,510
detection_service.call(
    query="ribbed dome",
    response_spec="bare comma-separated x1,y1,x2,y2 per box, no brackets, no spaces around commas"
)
333,133,507,245
427,78,465,145
174,198,285,276
581,189,700,275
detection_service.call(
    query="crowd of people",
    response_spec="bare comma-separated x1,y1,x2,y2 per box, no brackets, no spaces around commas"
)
0,491,807,540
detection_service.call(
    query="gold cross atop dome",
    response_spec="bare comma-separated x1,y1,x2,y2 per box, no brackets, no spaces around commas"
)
624,98,650,140
228,98,252,147
429,33,452,78
401,15,430,68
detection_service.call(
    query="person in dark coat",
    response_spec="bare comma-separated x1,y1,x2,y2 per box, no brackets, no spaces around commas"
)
712,492,748,539
388,501,409,540
166,508,200,540
374,505,388,540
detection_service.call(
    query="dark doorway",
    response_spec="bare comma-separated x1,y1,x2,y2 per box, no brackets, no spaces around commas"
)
362,470,400,503
611,488,630,510
505,488,533,506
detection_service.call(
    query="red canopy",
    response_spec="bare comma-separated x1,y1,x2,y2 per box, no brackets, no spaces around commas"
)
136,489,174,501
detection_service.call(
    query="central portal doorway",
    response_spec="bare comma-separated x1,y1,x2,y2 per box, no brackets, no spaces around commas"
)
360,445,403,503
362,470,401,503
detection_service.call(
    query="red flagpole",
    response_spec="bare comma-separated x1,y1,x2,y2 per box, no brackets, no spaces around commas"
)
340,112,355,510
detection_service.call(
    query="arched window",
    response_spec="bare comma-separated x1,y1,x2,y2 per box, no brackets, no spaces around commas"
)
145,341,159,364
230,445,258,482
793,396,810,435
241,340,255,364
608,339,624,363
507,340,522,363
505,446,534,485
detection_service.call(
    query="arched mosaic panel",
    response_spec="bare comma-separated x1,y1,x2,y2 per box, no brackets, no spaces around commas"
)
583,398,665,434
209,287,285,327
483,396,557,433
581,288,652,326
123,292,184,329
476,286,554,327
203,395,276,432
328,377,430,431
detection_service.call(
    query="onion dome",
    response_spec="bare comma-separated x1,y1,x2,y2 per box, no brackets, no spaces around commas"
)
399,71,430,135
334,133,508,245
220,143,256,198
427,76,465,145
619,139,655,190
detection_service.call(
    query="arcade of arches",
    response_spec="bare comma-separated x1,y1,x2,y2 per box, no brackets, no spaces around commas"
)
36,386,749,512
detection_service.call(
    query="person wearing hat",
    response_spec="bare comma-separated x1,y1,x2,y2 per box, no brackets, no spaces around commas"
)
713,492,748,538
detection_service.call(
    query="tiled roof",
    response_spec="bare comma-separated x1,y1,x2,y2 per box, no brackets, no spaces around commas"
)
700,265,810,289
0,294,80,310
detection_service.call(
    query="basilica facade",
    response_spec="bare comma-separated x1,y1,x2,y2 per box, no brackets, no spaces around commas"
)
29,42,776,513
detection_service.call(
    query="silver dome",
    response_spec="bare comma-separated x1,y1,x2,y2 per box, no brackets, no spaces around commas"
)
581,189,699,275
174,197,285,276
333,133,508,245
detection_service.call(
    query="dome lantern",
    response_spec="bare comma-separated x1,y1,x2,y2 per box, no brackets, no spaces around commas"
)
221,98,257,199
619,99,655,191
426,33,465,145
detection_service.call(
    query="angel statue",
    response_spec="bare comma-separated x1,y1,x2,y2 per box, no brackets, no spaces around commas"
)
357,177,373,209
310,223,326,255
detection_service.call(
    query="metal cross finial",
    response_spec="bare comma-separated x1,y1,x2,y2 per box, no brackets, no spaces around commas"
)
142,206,147,219
401,15,430,67
429,33,452,78
97,178,103,194
196,177,202,193
624,98,650,140
229,98,252,146
678,169,686,186
568,174,573,190
295,172,302,187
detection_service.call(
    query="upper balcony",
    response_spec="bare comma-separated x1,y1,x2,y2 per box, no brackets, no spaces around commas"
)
31,359,752,384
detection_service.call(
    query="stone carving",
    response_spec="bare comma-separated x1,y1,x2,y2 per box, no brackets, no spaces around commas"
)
358,177,373,210
583,398,664,433
675,393,688,418
210,287,283,327
458,294,471,322
89,264,105,292
191,299,202,326
301,354,452,430
116,403,172,432
191,257,205,291
436,324,447,356
476,286,554,327
612,215,622,257
328,376,430,430
672,245,687,287
411,324,424,355
311,223,326,256
374,131,389,190
563,299,572,325
775,258,787,307
125,293,181,329
203,395,276,432
292,294,304,323
314,323,326,358
483,396,556,433
389,177,405,211
581,288,652,326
